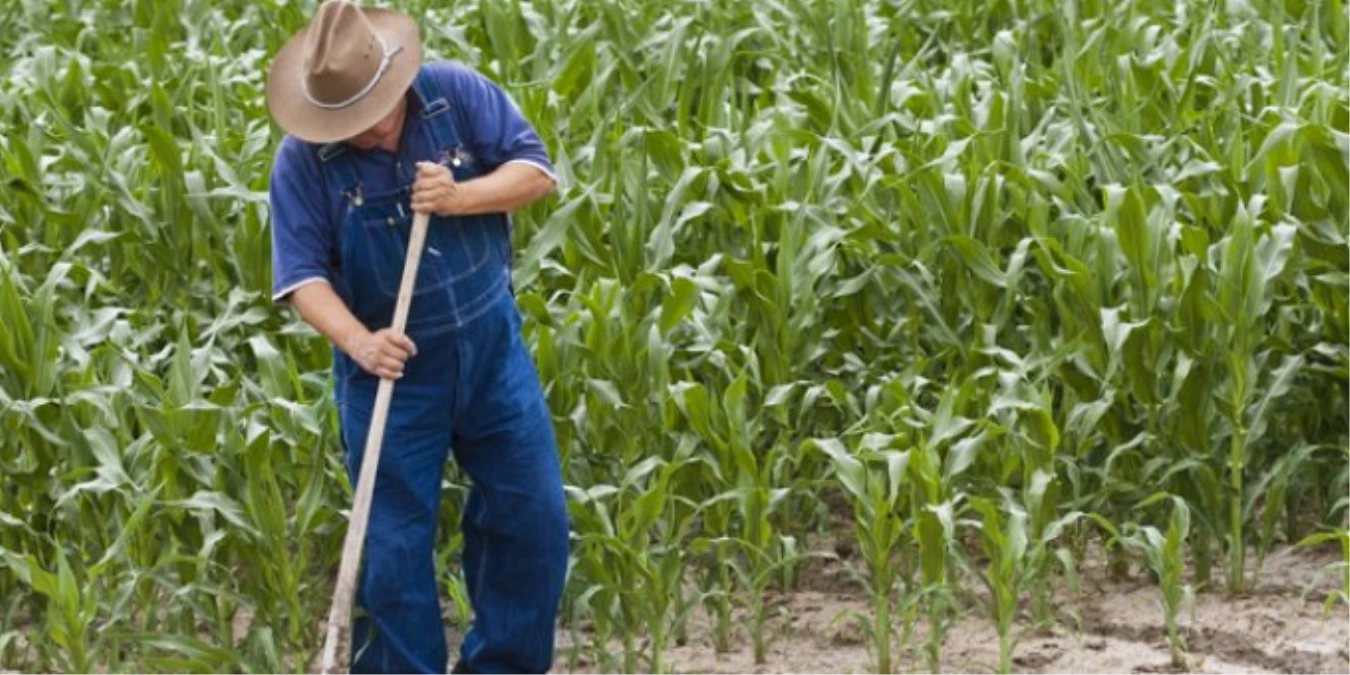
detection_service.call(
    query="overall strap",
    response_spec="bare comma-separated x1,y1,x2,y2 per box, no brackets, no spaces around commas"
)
317,141,364,206
411,66,516,272
411,66,463,158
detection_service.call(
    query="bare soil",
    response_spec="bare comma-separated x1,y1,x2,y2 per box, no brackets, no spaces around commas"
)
6,545,1343,674
540,543,1348,674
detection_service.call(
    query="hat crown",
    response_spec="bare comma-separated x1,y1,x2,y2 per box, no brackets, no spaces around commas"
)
266,0,421,143
302,1,385,107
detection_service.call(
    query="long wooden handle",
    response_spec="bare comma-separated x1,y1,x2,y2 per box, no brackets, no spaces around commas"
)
321,210,432,675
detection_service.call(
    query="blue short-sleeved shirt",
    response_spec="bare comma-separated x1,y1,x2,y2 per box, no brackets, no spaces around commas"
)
268,61,556,303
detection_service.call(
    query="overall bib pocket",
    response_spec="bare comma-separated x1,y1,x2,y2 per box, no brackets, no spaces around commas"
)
361,209,498,299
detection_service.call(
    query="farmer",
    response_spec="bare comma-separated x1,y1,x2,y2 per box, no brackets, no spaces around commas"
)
263,1,569,673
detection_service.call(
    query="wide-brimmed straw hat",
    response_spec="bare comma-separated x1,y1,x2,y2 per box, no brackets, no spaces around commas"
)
266,0,422,143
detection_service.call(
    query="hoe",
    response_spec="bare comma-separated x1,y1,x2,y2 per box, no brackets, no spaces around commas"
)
319,209,431,674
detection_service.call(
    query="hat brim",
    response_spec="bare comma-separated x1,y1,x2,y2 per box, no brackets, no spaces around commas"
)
266,8,421,144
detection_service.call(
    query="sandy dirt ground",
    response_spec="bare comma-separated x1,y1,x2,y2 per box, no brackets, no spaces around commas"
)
4,544,1344,674
539,543,1349,674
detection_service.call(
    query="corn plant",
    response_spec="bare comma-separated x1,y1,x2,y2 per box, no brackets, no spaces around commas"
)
905,443,962,674
1,0,1347,672
811,435,918,674
1100,496,1196,669
897,383,988,674
565,454,696,674
968,493,1083,675
1297,527,1350,613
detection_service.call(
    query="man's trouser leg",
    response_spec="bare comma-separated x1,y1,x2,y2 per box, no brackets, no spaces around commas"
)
452,294,570,674
337,355,456,674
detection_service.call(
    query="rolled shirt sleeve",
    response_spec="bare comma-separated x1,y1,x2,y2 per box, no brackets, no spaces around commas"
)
269,137,337,304
438,63,557,182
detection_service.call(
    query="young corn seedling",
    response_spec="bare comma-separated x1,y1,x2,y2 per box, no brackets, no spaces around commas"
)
1296,524,1350,614
1023,467,1074,632
697,467,803,666
693,529,802,665
0,548,98,674
904,401,985,674
672,370,813,659
715,374,807,664
978,330,1079,630
565,456,694,673
1096,495,1196,669
901,442,966,675
969,496,1027,675
811,435,914,675
669,379,739,654
691,506,738,654
969,493,1083,674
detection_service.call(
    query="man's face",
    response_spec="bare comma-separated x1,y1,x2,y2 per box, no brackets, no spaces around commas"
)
346,96,407,151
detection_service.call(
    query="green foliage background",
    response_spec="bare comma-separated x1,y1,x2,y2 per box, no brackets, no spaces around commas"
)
0,0,1346,671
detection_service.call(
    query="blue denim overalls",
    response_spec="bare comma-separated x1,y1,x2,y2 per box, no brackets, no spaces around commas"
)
317,66,570,674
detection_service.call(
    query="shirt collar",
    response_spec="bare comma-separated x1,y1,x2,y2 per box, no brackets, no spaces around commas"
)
406,86,425,115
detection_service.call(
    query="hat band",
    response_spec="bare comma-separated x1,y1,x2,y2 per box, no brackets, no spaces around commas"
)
303,37,404,110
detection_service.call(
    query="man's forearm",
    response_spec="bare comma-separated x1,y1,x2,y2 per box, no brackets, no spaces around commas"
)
286,281,369,355
450,162,556,215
